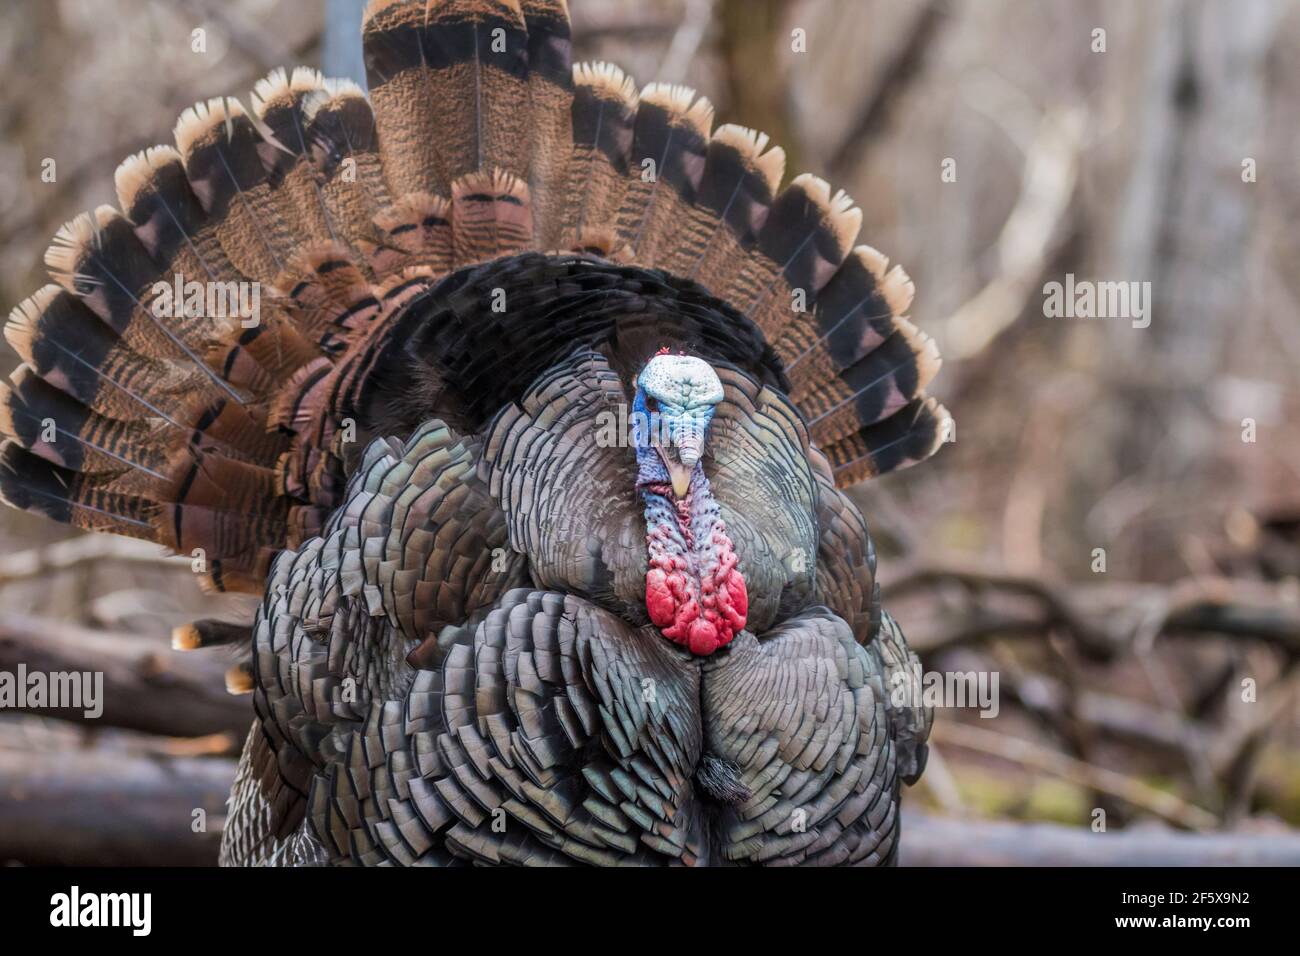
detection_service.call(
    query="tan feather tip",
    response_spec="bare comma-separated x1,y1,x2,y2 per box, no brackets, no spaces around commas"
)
640,83,714,135
5,287,58,355
43,213,97,280
115,147,183,209
896,316,942,389
0,382,16,431
830,187,857,216
251,67,291,111
789,174,860,251
174,97,247,155
791,172,832,204
320,77,366,100
146,144,182,168
711,124,786,192
252,67,327,114
93,204,121,229
51,211,97,246
563,225,624,258
860,253,927,353
854,244,891,282
574,62,638,105
832,206,863,252
924,397,952,456
8,364,36,389
224,663,254,695
362,0,416,28
712,124,770,156
757,145,787,191
881,263,916,316
451,167,529,200
828,190,862,250
172,624,202,651
290,66,326,91
114,152,155,209
374,192,450,232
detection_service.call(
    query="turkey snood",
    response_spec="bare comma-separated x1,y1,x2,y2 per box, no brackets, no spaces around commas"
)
633,353,748,655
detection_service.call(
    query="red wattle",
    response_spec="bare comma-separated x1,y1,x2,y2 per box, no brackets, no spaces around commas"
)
643,508,747,656
645,568,677,628
687,618,721,655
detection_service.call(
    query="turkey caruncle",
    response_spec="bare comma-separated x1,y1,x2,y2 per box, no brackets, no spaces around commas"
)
0,0,948,866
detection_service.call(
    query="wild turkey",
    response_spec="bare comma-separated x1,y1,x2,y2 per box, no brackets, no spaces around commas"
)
0,0,947,866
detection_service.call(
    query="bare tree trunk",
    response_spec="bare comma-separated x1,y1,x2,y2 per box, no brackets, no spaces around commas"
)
1095,0,1282,558
903,811,1300,866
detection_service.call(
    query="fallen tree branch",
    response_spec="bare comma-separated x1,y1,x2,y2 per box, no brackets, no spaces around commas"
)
901,810,1300,866
1,712,239,758
886,559,1300,658
931,720,1219,830
0,613,250,737
0,749,234,866
1003,666,1216,756
886,558,1113,656
0,534,189,586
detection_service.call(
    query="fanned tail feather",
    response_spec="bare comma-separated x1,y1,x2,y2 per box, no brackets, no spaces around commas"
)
823,397,950,485
657,124,785,286
451,169,533,267
363,0,532,197
559,62,637,249
251,67,349,249
174,96,297,279
1,0,945,601
613,83,714,264
519,0,573,247
299,79,393,248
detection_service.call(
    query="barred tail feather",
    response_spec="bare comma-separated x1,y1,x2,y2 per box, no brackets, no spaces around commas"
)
823,397,950,485
559,62,638,249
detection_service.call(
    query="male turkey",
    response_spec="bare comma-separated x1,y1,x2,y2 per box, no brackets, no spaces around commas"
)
0,0,946,866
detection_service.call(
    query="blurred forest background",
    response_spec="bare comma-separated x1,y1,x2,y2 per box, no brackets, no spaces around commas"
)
0,0,1298,865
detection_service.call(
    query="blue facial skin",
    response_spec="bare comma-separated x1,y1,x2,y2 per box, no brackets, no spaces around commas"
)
632,387,666,486
632,386,716,488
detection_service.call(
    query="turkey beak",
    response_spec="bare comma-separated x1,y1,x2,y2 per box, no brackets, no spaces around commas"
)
658,446,694,499
665,420,706,498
